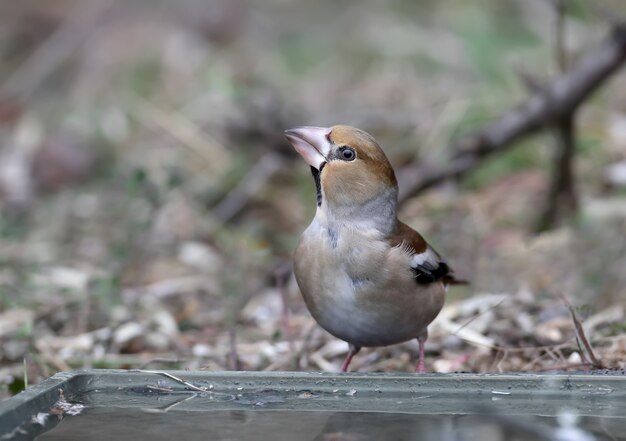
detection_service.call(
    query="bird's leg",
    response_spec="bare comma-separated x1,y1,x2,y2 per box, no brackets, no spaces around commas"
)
415,332,428,373
340,344,361,372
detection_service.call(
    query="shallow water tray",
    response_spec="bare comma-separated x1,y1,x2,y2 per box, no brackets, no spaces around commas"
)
1,370,625,440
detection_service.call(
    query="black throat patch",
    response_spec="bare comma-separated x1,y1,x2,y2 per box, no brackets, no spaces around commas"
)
310,163,325,207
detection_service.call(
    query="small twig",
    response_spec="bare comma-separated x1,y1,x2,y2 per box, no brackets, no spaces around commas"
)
544,346,562,362
145,385,175,393
136,370,208,392
556,292,604,369
142,393,199,414
573,327,590,366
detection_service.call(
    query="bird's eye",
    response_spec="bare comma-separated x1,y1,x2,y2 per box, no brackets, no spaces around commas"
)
339,147,356,161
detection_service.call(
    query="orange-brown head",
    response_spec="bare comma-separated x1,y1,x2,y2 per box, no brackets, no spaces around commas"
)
284,125,398,211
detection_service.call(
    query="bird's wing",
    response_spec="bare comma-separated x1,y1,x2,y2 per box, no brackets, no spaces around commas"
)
389,221,464,285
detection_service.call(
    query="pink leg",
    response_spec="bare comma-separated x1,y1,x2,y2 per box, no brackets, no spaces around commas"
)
341,344,361,372
415,334,427,373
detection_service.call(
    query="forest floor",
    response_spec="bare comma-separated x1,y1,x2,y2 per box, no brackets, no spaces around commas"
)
0,0,625,400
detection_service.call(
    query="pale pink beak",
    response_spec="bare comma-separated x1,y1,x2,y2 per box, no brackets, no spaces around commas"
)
284,126,332,170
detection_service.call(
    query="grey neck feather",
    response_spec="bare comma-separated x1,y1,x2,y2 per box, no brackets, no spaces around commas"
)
317,186,398,236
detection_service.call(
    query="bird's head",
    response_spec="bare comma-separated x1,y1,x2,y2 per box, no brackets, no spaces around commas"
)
285,125,398,227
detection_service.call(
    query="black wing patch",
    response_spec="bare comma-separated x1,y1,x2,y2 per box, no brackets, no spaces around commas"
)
411,261,450,285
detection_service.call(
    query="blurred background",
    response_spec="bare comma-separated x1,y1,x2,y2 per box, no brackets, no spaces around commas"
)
0,0,625,398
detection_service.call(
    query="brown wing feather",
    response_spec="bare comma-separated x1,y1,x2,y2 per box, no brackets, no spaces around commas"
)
389,221,467,286
388,221,428,254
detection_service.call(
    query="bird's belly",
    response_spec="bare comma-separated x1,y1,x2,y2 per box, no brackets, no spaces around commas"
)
296,265,443,348
314,298,428,347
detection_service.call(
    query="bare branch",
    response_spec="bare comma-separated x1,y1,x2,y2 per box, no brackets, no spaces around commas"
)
536,0,578,231
557,292,604,369
398,24,626,202
537,116,579,231
137,370,209,392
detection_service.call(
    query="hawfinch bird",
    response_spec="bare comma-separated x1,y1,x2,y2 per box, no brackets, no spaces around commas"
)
285,125,458,373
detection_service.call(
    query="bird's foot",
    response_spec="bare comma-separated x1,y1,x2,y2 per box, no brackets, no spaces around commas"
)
340,344,361,372
415,334,427,373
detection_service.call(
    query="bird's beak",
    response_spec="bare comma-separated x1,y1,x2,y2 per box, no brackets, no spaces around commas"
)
284,126,331,170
